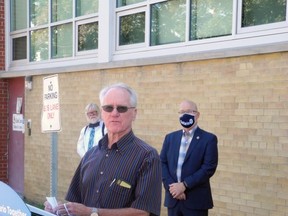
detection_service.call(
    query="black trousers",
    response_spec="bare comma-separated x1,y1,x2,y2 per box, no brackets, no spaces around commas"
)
168,202,208,216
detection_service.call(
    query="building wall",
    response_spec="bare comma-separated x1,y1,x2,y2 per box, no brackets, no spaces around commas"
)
24,52,288,215
0,79,8,183
0,0,7,184
0,0,4,69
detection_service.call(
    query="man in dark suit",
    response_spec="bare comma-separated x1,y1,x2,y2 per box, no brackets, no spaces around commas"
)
160,100,218,216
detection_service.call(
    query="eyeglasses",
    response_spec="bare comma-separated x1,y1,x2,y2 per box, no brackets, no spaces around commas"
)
102,105,135,113
178,110,198,114
87,111,98,116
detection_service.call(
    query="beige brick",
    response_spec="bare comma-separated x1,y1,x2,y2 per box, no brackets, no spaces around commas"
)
23,52,288,216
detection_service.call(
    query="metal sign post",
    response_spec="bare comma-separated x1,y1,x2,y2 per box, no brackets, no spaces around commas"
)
41,74,61,197
51,132,58,197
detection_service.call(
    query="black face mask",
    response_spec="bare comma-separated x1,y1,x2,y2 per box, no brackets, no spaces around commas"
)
179,114,195,128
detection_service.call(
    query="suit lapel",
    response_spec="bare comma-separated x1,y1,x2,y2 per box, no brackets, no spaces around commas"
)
173,130,183,168
185,127,202,160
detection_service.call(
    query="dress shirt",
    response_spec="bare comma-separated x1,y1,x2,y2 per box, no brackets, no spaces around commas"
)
77,121,105,158
67,130,162,216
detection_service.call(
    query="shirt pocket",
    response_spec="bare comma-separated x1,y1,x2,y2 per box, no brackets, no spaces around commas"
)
102,178,134,208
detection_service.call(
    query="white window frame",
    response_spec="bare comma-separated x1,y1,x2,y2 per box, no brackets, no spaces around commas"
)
116,6,147,50
236,0,288,34
75,17,99,57
10,33,29,65
4,0,288,73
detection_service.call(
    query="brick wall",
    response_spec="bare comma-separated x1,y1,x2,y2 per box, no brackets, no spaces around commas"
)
0,0,7,183
23,52,288,215
0,79,8,183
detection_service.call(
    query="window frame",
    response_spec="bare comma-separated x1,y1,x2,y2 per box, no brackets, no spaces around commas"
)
116,6,148,50
10,33,28,64
5,0,288,72
237,0,288,34
75,17,99,56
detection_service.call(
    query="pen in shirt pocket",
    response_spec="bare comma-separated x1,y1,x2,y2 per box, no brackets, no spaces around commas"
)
109,178,116,187
116,179,131,189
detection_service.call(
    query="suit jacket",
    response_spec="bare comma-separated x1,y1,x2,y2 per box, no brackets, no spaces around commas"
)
160,127,218,210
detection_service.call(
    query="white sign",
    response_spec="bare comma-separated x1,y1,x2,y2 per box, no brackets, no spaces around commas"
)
41,74,61,132
12,114,24,132
16,97,23,114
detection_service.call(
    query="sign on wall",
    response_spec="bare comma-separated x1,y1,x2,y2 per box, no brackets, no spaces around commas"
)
41,74,61,132
12,114,24,132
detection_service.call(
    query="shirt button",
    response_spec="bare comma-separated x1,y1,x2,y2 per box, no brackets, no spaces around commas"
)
100,171,103,175
106,154,109,157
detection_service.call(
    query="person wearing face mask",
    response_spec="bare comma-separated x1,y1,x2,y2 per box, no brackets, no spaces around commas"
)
77,103,106,158
160,100,218,216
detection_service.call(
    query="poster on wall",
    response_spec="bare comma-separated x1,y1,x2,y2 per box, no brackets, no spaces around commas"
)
12,114,24,132
16,97,23,114
41,74,61,133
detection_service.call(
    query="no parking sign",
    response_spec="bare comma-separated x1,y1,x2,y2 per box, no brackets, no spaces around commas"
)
41,74,61,132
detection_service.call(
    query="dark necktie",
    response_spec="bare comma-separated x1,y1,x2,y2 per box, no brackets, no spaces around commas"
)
88,122,99,150
89,122,100,128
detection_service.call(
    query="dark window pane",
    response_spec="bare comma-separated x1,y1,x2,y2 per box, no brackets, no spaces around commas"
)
242,0,286,27
13,37,27,60
78,22,98,51
119,12,145,46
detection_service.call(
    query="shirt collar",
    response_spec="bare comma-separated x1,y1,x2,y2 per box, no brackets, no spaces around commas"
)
183,125,198,137
99,130,135,154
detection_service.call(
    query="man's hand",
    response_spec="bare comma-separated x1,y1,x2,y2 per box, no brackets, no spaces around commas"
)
54,202,92,216
169,182,186,200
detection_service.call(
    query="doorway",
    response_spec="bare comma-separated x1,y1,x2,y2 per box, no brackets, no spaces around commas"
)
8,77,25,196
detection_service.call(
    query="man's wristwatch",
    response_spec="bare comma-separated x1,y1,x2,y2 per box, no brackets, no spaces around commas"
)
90,207,99,216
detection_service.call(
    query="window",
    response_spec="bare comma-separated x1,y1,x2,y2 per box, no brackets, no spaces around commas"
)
241,0,286,27
190,0,233,40
51,24,73,59
12,37,27,60
30,29,49,61
30,0,48,27
117,0,145,7
8,0,288,69
52,0,73,22
118,0,233,49
119,12,145,46
11,0,27,31
78,22,99,51
76,0,99,17
10,0,98,65
150,0,186,46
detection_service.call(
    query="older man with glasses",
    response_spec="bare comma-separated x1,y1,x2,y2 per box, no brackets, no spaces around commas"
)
44,83,162,216
76,103,106,158
160,100,218,216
